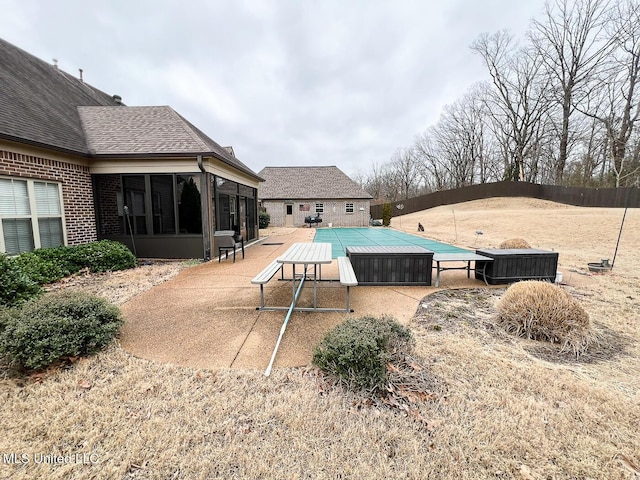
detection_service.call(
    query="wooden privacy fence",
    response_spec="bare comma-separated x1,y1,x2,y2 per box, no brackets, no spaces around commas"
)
370,181,639,219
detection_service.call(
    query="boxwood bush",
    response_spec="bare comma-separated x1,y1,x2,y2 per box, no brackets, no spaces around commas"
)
259,211,270,229
0,291,123,370
30,245,79,277
0,254,42,307
0,241,137,307
11,251,70,285
313,315,412,391
71,240,137,272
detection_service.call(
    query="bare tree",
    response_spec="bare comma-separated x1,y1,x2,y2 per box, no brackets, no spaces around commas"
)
529,0,615,183
413,129,453,190
472,31,552,182
388,148,421,200
576,0,640,186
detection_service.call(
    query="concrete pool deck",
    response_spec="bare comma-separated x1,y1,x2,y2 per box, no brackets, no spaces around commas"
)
120,227,492,371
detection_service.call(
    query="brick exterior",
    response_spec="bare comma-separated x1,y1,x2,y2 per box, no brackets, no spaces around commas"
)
94,174,121,236
0,148,97,245
263,199,371,227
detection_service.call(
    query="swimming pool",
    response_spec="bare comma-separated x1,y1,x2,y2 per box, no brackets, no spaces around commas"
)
313,228,470,258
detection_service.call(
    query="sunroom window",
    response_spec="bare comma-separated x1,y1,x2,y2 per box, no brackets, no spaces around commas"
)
0,178,65,255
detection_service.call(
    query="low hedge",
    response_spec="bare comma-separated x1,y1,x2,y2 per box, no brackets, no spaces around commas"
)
0,254,43,307
0,291,123,370
70,240,137,273
1,241,136,307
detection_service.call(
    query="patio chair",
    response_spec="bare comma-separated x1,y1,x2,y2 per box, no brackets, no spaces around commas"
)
216,232,245,262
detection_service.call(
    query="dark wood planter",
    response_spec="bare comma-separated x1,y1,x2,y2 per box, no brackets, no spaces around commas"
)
346,246,433,285
474,248,559,285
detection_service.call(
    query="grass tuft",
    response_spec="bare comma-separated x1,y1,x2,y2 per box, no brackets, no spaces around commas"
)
499,238,531,249
495,281,594,356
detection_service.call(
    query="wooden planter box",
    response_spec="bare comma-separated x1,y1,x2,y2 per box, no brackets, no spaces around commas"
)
474,248,559,285
346,246,433,285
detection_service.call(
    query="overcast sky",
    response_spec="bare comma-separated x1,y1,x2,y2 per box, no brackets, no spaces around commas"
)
2,0,547,177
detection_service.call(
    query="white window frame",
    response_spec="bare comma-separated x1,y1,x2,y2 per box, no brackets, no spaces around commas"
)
345,202,354,214
315,202,324,213
0,176,67,254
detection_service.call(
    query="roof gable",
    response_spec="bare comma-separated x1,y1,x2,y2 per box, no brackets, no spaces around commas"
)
0,37,121,153
78,106,261,180
258,166,372,200
78,106,210,155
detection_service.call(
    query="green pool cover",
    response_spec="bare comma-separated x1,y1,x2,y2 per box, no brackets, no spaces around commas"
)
313,227,470,258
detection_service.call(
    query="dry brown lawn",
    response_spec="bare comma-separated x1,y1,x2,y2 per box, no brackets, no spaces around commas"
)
1,198,639,479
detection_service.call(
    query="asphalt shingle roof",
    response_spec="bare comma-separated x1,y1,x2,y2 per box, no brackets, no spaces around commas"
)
0,37,120,153
258,166,372,200
78,106,261,180
0,37,261,181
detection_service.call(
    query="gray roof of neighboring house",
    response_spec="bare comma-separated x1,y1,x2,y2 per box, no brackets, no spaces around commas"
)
78,106,261,180
258,166,372,200
0,37,120,153
0,37,261,181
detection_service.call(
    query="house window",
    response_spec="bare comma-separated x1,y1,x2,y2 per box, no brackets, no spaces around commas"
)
0,177,65,255
315,203,324,213
345,203,354,214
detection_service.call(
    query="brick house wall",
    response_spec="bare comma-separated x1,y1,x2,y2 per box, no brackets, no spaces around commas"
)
0,148,97,245
94,174,121,236
262,199,371,227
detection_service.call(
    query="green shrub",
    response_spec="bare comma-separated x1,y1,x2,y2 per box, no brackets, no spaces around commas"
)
11,251,69,284
259,211,270,229
0,306,13,334
71,240,136,272
31,245,79,276
0,254,42,307
0,291,123,370
313,315,412,391
382,203,392,227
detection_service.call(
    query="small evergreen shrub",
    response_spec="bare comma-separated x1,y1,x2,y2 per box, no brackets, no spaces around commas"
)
31,245,79,276
495,281,593,356
71,240,136,272
11,251,69,284
259,212,270,229
0,291,123,370
382,203,392,227
313,315,412,391
0,254,42,307
0,306,12,334
499,238,531,249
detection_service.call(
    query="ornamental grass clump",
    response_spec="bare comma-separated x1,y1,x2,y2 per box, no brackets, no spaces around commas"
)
499,238,531,249
495,281,594,356
312,315,412,392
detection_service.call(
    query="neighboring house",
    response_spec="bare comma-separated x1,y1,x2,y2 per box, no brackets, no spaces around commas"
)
0,37,262,259
258,166,372,227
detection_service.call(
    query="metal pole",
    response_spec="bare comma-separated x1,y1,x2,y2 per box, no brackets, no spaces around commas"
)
265,271,306,376
612,186,634,269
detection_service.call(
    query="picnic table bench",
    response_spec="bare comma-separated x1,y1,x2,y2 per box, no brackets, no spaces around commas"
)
251,243,357,312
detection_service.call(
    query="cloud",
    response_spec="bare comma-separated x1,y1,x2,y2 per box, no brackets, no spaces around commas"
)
1,0,548,175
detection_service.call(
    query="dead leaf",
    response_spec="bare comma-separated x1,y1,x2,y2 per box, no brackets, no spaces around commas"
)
386,362,401,373
78,380,92,390
408,362,423,372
